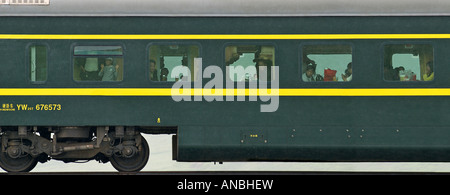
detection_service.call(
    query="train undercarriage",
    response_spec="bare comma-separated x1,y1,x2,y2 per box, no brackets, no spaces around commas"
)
0,126,151,172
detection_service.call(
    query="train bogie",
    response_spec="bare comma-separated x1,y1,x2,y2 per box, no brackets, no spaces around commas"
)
0,126,149,172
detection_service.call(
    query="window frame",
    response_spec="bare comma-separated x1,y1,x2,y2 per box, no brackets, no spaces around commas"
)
223,42,277,83
146,42,202,84
71,43,126,84
381,41,435,83
299,42,354,84
27,43,49,84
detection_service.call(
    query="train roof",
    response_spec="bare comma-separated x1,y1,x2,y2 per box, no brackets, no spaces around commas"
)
1,0,450,17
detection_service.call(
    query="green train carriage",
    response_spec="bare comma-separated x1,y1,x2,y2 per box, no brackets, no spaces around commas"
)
1,0,450,172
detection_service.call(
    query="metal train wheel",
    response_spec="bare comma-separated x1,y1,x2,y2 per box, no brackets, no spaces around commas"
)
0,139,38,172
110,135,150,172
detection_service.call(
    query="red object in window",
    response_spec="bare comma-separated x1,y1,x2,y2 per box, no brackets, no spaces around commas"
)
324,68,337,81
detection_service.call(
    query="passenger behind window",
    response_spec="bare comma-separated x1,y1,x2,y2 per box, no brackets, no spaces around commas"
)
255,56,272,81
160,68,169,81
302,65,317,82
98,57,119,81
149,59,158,81
423,61,434,81
225,46,241,66
80,57,100,81
393,66,405,81
341,62,352,81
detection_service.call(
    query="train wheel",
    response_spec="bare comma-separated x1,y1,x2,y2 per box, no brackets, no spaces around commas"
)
0,139,38,172
110,135,149,172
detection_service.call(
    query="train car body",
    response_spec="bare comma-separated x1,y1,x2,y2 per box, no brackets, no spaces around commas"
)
1,0,450,172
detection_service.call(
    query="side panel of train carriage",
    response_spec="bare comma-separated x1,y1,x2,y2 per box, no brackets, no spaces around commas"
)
2,14,450,171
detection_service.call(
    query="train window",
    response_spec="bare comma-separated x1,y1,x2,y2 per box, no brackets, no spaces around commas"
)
29,45,47,82
301,45,352,82
148,44,200,82
73,46,124,82
225,45,275,81
383,44,434,81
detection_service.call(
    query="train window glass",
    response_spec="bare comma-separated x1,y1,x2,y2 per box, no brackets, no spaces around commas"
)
383,44,434,81
225,45,275,81
73,46,124,82
302,45,352,82
148,44,200,82
29,45,47,82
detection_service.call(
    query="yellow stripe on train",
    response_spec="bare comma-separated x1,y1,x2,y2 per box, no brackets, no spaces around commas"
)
1,34,450,40
0,88,449,96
